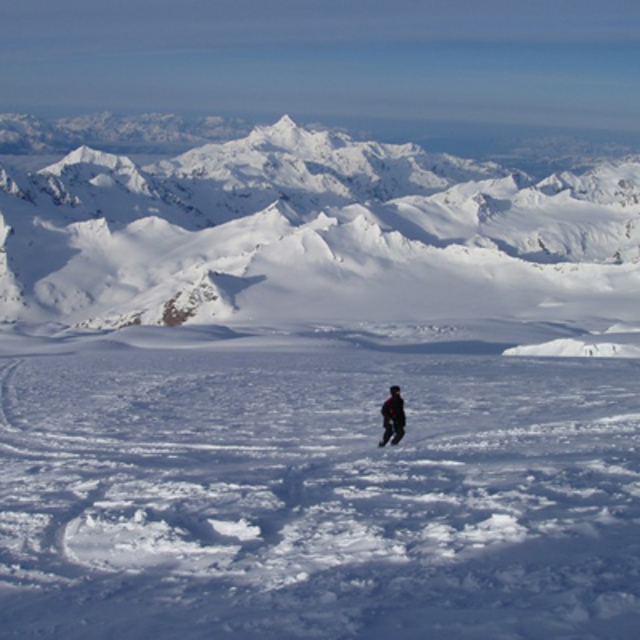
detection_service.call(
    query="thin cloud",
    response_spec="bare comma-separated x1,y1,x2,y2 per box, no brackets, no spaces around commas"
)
4,0,640,55
3,0,640,137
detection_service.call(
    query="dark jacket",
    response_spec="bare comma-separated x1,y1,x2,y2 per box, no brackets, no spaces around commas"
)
381,394,406,427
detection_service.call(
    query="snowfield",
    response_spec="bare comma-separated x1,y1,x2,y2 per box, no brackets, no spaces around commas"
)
2,329,640,639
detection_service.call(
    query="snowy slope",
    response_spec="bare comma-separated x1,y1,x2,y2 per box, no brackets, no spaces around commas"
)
34,146,209,228
0,207,24,318
2,117,640,355
2,343,640,638
152,115,513,219
384,166,640,263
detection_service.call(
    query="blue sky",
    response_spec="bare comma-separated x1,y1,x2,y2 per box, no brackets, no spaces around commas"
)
3,0,640,148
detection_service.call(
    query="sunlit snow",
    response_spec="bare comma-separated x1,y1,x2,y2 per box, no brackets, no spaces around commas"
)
3,116,640,638
2,331,640,638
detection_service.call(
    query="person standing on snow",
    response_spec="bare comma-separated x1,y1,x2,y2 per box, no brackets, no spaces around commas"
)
379,385,406,447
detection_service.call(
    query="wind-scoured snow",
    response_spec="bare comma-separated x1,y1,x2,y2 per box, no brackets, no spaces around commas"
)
1,335,640,638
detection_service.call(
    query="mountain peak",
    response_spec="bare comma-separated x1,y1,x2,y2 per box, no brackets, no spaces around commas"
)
273,114,298,130
248,115,304,149
40,145,138,177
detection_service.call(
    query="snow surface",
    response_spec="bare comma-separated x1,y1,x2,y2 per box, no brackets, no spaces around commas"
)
2,329,640,638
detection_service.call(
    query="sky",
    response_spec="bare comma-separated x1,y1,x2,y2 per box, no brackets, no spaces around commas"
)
2,0,640,150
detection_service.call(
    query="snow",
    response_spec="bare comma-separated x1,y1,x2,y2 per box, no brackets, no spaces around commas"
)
2,331,640,638
5,116,640,341
4,114,640,637
504,323,640,358
0,112,252,155
505,338,629,358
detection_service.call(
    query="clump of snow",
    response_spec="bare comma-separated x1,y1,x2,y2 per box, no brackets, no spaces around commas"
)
64,508,242,574
209,518,262,541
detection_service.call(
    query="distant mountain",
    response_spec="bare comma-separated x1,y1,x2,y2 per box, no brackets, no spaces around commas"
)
384,158,640,263
0,112,251,154
0,114,59,154
150,114,518,222
488,134,640,179
2,116,640,334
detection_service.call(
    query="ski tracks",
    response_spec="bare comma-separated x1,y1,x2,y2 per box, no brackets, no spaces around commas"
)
0,359,50,460
0,359,24,434
0,359,116,589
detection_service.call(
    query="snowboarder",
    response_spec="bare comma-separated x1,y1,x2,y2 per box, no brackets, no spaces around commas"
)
379,385,406,447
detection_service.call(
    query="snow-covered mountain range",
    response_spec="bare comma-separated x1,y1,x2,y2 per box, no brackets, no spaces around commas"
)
0,112,250,154
2,115,640,351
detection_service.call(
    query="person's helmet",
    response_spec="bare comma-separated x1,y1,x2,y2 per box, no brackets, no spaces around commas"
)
390,385,401,394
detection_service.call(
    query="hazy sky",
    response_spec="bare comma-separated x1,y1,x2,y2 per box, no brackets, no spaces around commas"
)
3,0,640,144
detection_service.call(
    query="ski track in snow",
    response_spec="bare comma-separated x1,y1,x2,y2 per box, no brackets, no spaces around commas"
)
1,349,640,638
